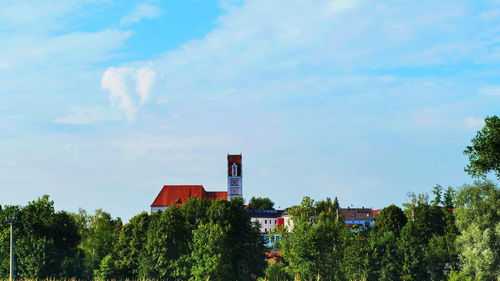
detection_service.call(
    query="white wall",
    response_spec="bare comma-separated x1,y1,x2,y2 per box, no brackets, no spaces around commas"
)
251,217,278,233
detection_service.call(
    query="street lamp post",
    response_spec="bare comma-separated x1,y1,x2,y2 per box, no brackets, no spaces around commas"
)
5,215,16,281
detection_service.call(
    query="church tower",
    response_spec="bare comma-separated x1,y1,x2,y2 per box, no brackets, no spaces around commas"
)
227,154,242,200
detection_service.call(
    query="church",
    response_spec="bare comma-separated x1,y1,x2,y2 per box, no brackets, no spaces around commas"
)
150,154,243,212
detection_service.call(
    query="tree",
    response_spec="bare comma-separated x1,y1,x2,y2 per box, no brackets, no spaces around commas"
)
279,197,348,281
443,186,456,208
141,206,189,280
464,115,500,179
189,222,230,281
431,185,443,206
93,254,116,280
374,205,407,236
398,221,430,281
368,231,402,281
114,212,150,279
454,180,499,280
208,197,266,281
76,209,121,279
0,196,83,279
248,197,275,210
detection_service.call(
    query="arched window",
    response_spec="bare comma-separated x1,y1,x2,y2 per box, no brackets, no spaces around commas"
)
232,163,238,176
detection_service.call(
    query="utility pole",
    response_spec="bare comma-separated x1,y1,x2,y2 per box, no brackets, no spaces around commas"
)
6,215,16,281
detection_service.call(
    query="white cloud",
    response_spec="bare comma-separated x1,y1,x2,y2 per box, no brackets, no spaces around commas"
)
463,117,485,129
135,68,156,106
54,106,121,125
121,3,161,25
101,67,156,121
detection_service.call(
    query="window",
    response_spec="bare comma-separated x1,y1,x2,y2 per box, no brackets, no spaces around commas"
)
232,163,238,176
265,220,267,224
265,228,267,232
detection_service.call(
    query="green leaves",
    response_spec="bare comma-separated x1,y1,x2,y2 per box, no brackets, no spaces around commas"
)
249,197,275,210
464,115,500,179
454,181,499,280
279,197,348,281
0,195,82,279
374,205,407,236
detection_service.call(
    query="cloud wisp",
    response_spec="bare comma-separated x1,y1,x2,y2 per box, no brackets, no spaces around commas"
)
121,3,162,25
101,67,156,121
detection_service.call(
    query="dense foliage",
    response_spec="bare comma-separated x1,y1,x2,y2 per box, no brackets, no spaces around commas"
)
248,197,275,210
0,182,498,281
464,115,499,179
0,197,265,281
265,181,497,281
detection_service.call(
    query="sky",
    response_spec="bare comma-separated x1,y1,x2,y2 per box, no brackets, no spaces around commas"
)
0,0,499,221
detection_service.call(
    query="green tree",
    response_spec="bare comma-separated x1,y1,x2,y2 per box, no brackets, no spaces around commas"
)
398,221,429,281
94,254,116,280
375,205,407,236
454,180,499,280
189,222,230,281
431,184,443,206
341,232,370,281
75,208,121,279
464,115,500,179
262,261,289,281
443,186,456,208
279,197,348,281
0,196,82,279
141,206,189,280
208,197,266,281
248,197,275,210
114,212,150,279
368,231,402,281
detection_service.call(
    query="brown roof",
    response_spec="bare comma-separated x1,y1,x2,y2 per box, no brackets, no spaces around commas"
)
339,208,374,220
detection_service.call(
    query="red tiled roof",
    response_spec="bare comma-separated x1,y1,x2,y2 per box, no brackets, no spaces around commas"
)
151,185,227,207
205,191,228,200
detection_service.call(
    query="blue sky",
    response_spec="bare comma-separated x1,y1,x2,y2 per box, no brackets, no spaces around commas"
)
1,0,498,221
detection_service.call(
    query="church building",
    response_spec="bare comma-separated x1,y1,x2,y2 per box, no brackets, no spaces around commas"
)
150,154,242,212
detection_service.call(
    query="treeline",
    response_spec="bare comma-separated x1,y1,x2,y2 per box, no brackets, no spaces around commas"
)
0,197,265,281
0,180,498,281
270,181,498,281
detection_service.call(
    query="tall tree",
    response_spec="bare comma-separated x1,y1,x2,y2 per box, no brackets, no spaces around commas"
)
76,209,121,279
374,205,407,236
248,197,275,210
454,180,499,280
464,115,500,179
141,206,189,280
398,221,429,281
431,184,443,206
443,186,456,208
114,212,150,279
